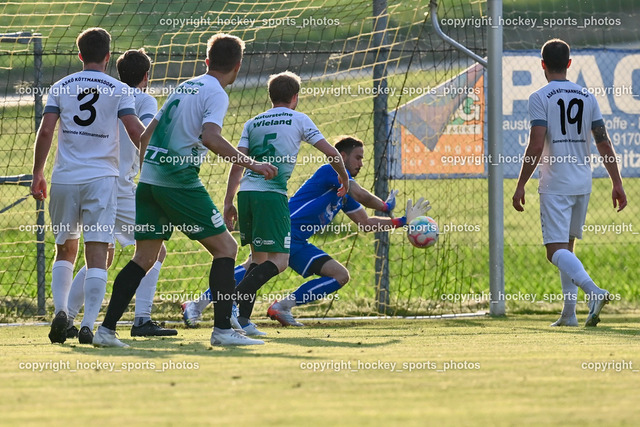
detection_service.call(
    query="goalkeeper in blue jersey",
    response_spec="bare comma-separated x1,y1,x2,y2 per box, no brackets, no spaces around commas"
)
182,136,430,327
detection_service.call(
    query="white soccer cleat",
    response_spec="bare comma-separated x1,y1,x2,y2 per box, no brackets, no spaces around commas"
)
181,301,201,328
210,329,264,346
230,303,242,330
550,314,578,327
267,301,304,327
93,327,130,348
242,322,267,336
585,291,611,327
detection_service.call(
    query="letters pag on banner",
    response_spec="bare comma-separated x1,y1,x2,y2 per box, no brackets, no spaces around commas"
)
391,50,640,179
502,50,640,178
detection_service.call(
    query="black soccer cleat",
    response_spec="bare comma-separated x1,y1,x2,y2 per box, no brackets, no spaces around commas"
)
130,320,178,337
48,311,68,344
78,326,94,344
66,325,79,339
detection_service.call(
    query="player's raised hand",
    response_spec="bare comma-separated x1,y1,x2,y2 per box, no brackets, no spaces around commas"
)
406,197,431,223
223,203,238,231
512,186,525,212
337,174,349,197
383,189,399,213
30,173,47,201
612,184,627,212
251,161,278,181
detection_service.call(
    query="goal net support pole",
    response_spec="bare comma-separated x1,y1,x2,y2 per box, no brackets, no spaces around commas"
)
0,32,46,316
429,0,505,316
373,0,391,314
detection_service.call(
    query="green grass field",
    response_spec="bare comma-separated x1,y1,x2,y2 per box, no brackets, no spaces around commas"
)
1,314,639,426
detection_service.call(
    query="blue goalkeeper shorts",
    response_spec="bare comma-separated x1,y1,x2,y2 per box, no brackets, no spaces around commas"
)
289,239,332,278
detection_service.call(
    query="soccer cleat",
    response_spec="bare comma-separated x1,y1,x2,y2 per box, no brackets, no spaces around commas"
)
267,301,304,327
242,322,267,336
550,315,578,327
93,327,130,348
210,329,264,346
131,320,178,337
48,311,68,344
181,301,200,328
230,303,242,330
66,325,79,339
585,291,611,327
78,326,94,344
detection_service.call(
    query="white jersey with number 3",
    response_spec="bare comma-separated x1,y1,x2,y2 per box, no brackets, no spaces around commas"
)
44,69,136,185
528,79,604,195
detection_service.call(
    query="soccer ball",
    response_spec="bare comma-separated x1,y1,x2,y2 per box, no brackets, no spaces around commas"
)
407,216,438,248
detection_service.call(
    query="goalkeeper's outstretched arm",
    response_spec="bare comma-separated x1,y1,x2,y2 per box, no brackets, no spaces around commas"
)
348,182,407,215
346,208,397,232
345,198,431,232
347,180,388,211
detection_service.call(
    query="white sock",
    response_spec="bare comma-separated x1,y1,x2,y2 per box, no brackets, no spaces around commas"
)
67,265,87,321
51,260,74,314
560,271,577,318
551,249,603,297
80,268,108,331
193,291,212,315
135,261,161,319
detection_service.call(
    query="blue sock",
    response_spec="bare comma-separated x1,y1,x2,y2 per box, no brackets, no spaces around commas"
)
292,277,342,306
234,265,247,286
196,265,246,314
201,265,246,301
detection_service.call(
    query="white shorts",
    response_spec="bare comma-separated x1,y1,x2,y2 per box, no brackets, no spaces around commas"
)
539,193,590,245
49,177,117,245
113,188,136,248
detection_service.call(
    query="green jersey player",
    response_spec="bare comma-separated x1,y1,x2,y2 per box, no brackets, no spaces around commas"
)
93,34,277,347
223,71,350,336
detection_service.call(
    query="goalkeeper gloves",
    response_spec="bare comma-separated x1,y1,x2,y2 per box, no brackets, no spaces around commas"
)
390,198,431,228
381,189,399,213
405,197,431,223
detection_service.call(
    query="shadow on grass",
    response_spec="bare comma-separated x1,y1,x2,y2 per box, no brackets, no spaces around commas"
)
273,336,401,348
518,315,640,337
63,337,318,360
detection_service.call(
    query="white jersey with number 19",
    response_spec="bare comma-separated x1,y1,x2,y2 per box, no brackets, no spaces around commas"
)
528,79,604,195
44,69,136,185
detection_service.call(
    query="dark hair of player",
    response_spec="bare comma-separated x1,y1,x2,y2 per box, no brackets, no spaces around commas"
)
541,38,570,74
268,71,301,104
116,48,152,88
335,136,364,155
76,27,111,64
207,33,245,73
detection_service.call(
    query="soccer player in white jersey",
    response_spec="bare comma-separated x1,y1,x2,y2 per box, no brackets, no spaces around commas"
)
93,34,278,348
223,71,350,336
512,39,627,327
31,28,144,344
65,48,176,343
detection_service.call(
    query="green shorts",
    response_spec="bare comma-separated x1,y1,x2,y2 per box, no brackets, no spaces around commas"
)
134,182,226,241
237,191,290,253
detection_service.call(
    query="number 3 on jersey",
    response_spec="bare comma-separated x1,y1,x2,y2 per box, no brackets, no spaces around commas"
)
73,88,100,127
557,98,583,135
